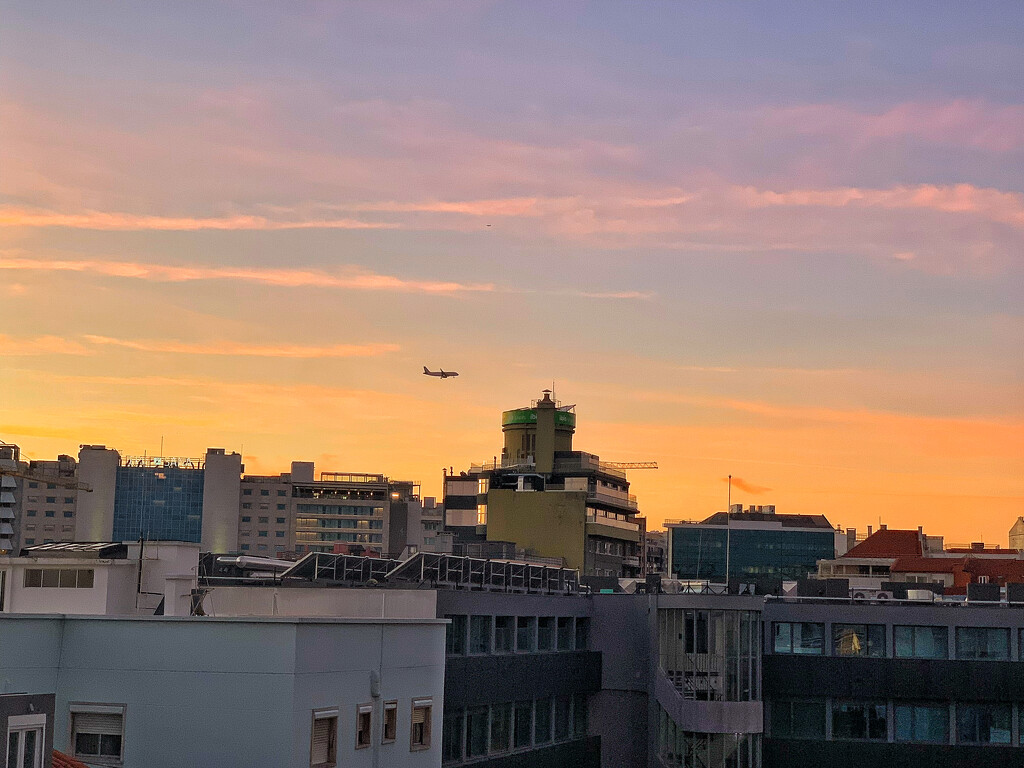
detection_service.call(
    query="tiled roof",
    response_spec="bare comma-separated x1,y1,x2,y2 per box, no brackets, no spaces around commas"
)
891,556,1024,581
53,752,90,768
843,529,921,558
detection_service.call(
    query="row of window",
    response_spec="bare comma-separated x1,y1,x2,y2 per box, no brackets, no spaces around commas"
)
771,699,1024,746
242,488,288,496
240,530,287,538
442,694,587,764
241,503,289,510
24,510,74,518
772,622,1024,660
23,496,74,503
445,615,590,656
240,516,287,524
23,568,95,589
310,698,432,766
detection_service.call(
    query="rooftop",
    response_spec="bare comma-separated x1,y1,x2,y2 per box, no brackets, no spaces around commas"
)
697,511,834,530
842,528,922,558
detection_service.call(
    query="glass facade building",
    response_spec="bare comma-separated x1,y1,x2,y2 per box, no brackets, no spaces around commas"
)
669,526,836,582
111,464,205,543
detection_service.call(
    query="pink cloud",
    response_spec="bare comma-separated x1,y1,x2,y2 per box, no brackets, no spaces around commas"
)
81,335,400,358
0,208,399,231
0,256,494,294
0,334,91,355
763,100,1024,152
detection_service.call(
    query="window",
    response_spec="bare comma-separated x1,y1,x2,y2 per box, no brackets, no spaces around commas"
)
24,569,93,588
410,699,432,751
242,489,253,496
573,693,587,737
261,489,270,496
44,511,55,518
241,544,250,551
278,490,287,496
575,617,590,650
24,539,34,545
242,503,252,510
833,624,885,657
442,711,463,762
478,478,489,494
494,616,514,653
537,617,555,651
831,701,887,740
7,713,45,768
275,531,285,538
46,497,56,504
895,703,948,744
446,615,467,655
64,496,74,504
464,706,487,758
957,703,1011,744
894,625,947,659
383,701,397,744
258,516,269,524
257,530,268,538
477,504,487,525
516,616,536,652
773,622,824,655
554,696,572,740
26,511,36,517
27,482,37,488
310,709,338,767
71,706,124,764
489,702,512,754
469,615,492,655
241,516,251,523
514,700,533,748
63,511,74,518
356,705,371,749
956,627,1010,660
770,700,826,739
557,617,575,651
534,697,552,744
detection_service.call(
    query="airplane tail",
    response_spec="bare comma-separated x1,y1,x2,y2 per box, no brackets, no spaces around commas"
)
423,366,429,374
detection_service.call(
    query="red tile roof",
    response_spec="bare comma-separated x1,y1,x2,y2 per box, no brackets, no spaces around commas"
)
53,752,90,768
843,529,921,558
891,556,963,573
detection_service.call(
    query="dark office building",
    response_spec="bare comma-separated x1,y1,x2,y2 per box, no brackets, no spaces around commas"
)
667,505,837,582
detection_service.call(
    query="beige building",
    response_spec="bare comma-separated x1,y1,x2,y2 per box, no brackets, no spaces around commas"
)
1011,516,1024,552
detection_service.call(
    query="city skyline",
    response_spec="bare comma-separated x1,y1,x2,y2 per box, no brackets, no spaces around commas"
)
2,2,1022,544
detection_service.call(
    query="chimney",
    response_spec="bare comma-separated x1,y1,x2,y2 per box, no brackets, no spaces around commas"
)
880,524,887,531
867,525,873,536
971,542,984,551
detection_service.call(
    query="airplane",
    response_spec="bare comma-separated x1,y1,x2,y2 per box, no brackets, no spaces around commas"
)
423,366,459,379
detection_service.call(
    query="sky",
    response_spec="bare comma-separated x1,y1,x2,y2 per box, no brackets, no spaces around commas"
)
1,1,1021,545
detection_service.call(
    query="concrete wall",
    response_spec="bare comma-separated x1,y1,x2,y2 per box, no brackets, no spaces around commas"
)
0,615,446,768
485,489,587,568
76,446,119,541
201,449,242,552
1,560,134,614
204,586,438,619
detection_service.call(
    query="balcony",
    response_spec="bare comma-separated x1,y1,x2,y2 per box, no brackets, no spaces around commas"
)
588,490,638,510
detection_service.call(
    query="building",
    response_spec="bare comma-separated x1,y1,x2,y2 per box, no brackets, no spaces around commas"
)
1010,517,1024,552
667,505,836,583
238,462,440,559
0,442,21,553
0,612,445,768
444,390,645,578
76,445,241,551
816,526,1023,594
644,530,667,576
0,540,199,616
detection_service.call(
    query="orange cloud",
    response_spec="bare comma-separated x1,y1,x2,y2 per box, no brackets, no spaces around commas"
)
81,336,399,358
723,476,772,495
0,334,91,355
0,256,494,294
0,208,399,231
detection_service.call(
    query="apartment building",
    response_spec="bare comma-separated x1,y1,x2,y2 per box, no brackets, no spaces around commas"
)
444,390,645,578
238,462,440,558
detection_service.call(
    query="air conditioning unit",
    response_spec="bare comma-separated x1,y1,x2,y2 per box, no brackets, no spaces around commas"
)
875,591,892,600
853,592,867,600
907,589,933,602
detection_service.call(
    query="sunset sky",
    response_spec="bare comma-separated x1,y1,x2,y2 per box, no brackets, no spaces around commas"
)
1,2,1021,544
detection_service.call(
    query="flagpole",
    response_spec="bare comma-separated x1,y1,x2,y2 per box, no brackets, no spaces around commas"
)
725,474,732,588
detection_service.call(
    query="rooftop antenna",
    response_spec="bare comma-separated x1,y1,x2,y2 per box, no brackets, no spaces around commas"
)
160,435,164,456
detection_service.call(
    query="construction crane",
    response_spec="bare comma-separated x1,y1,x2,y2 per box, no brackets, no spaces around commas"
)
0,466,92,492
601,461,658,470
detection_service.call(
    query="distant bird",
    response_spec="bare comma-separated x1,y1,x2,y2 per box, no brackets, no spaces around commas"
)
423,366,459,379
